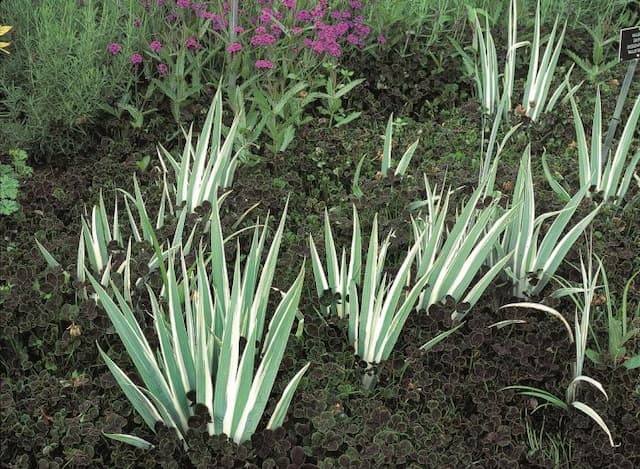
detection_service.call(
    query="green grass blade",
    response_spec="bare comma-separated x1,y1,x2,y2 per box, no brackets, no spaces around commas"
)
500,302,574,342
420,322,465,351
249,197,290,340
323,208,340,292
267,362,311,429
394,139,419,176
602,93,640,200
570,95,591,189
309,233,329,298
541,151,570,201
87,272,183,427
103,433,155,449
503,385,568,409
352,154,365,198
381,115,393,177
534,206,600,295
348,204,362,288
457,251,514,320
98,344,163,433
591,88,603,187
358,214,380,358
35,238,61,268
232,262,306,443
570,401,618,447
376,270,431,363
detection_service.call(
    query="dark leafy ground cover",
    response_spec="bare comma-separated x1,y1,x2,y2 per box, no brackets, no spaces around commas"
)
2,28,640,469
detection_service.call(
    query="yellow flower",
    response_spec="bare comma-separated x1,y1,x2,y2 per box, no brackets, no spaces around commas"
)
0,25,13,54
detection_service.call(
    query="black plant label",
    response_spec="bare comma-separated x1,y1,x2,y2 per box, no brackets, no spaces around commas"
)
620,26,640,61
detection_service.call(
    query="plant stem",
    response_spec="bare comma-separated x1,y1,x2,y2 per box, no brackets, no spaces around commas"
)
362,365,377,390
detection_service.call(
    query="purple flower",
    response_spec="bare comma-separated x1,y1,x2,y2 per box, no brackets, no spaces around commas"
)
270,23,282,35
226,42,242,54
250,33,276,46
255,59,274,69
350,1,362,9
107,42,122,55
166,12,178,23
149,40,162,52
234,25,244,34
130,53,143,64
157,63,168,75
133,18,142,27
377,34,386,44
310,4,324,18
259,8,272,22
185,36,202,50
176,0,190,8
282,0,296,8
201,12,226,30
295,10,311,22
326,42,341,57
354,23,371,36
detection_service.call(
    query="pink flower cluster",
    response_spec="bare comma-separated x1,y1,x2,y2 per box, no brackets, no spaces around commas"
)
107,43,122,55
108,0,382,75
227,42,242,54
185,36,202,50
251,33,277,46
255,59,274,69
243,0,376,62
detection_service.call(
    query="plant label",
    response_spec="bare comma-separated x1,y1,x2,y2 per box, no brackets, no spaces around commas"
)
619,26,640,61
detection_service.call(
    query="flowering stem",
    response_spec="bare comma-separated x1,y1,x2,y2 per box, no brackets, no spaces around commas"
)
227,0,239,93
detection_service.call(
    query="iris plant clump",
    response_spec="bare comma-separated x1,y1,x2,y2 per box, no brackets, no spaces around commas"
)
38,92,309,449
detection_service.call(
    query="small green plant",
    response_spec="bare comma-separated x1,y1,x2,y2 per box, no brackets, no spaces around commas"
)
411,174,515,321
453,0,569,123
525,414,572,467
379,114,420,178
543,89,640,205
148,45,218,125
0,149,32,216
497,146,600,298
350,114,419,198
501,248,618,447
135,154,151,172
310,209,431,390
583,263,640,369
520,0,568,122
565,22,619,83
314,62,364,128
235,77,316,154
